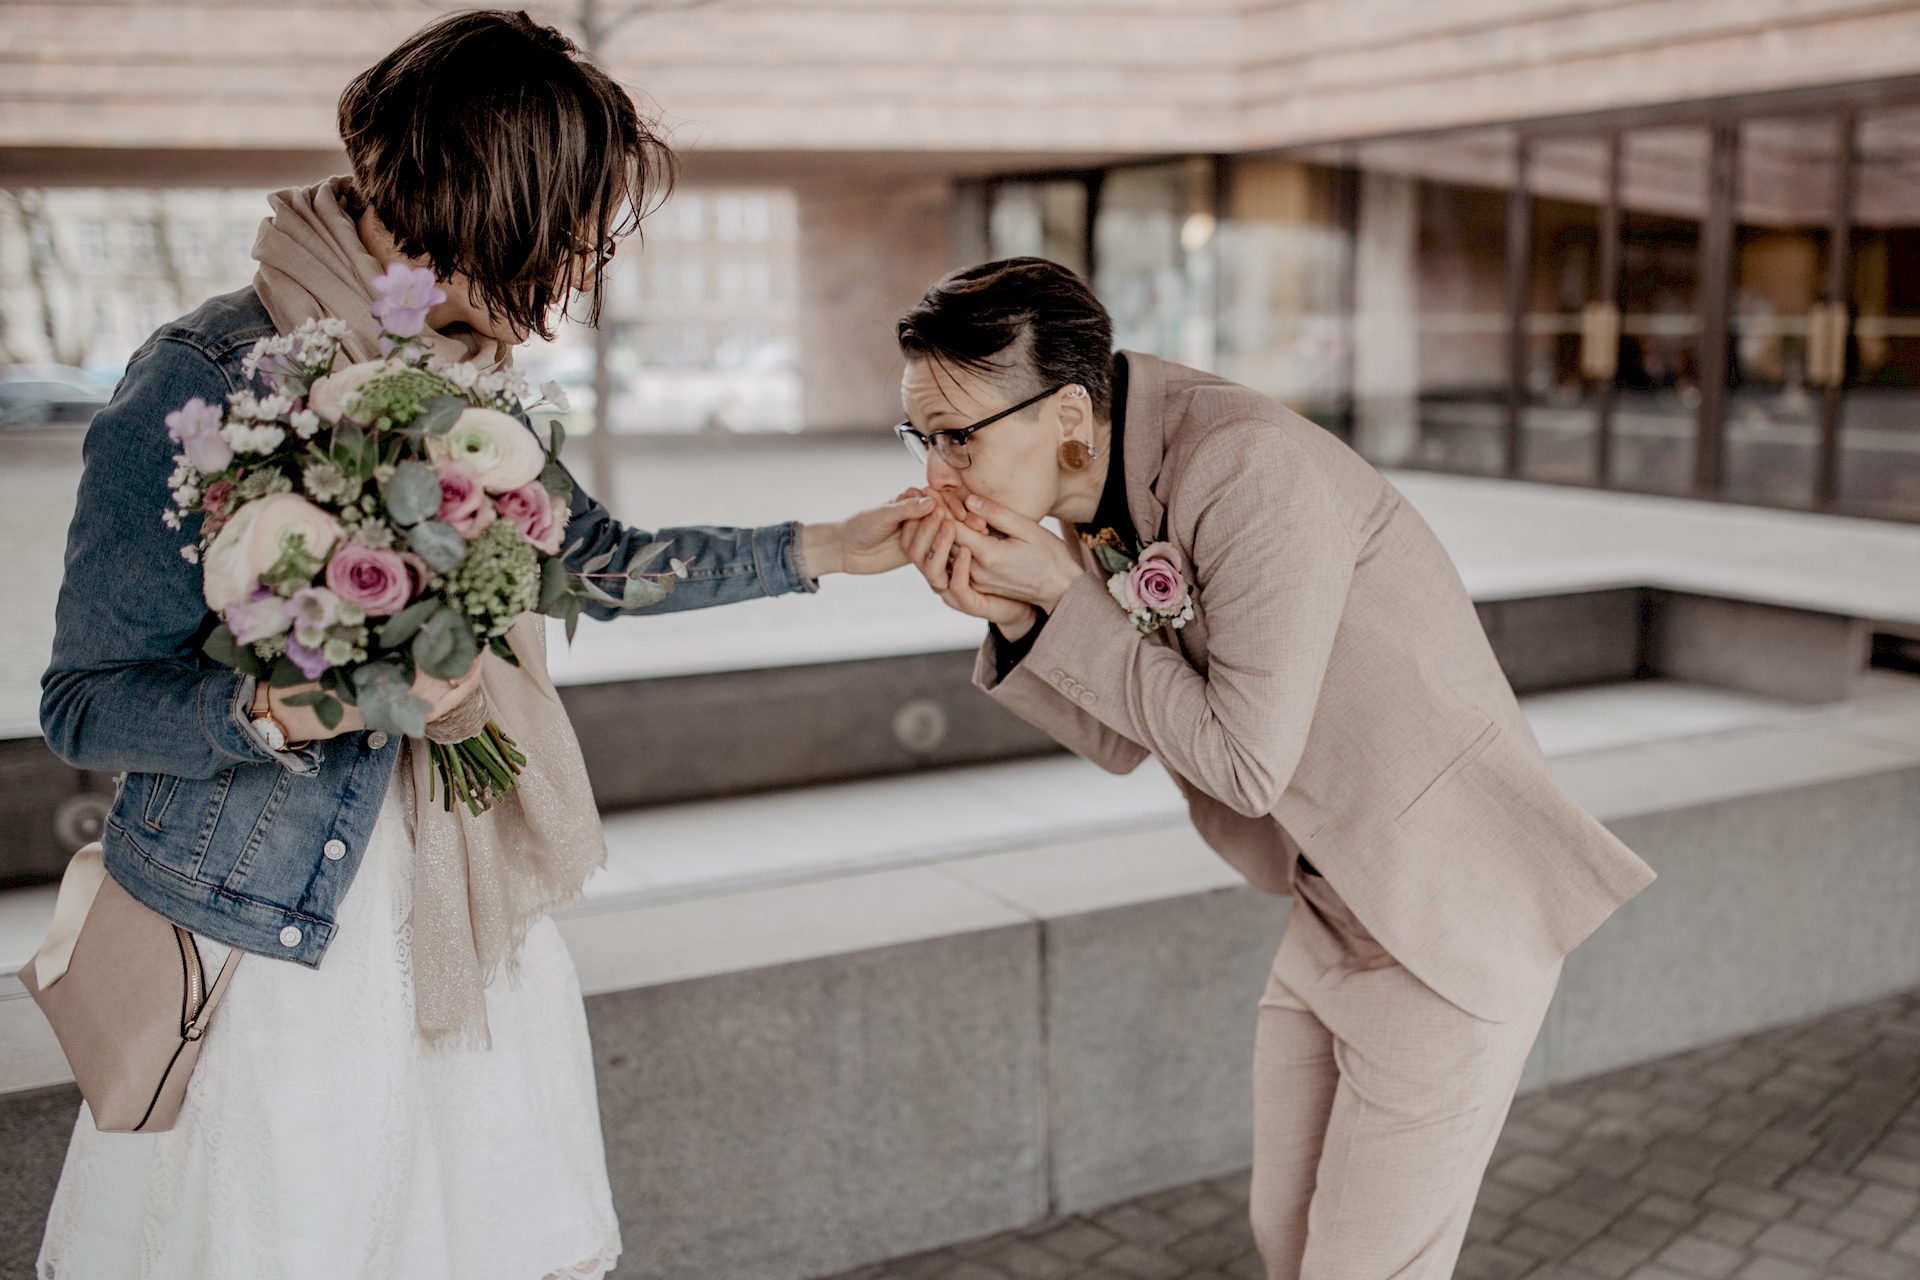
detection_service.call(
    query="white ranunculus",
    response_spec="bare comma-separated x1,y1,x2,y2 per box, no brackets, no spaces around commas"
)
307,359,393,424
202,493,344,612
426,407,546,493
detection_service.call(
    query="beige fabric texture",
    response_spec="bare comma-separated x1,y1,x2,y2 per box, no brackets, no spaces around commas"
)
975,352,1655,1023
254,179,606,1047
1251,873,1554,1279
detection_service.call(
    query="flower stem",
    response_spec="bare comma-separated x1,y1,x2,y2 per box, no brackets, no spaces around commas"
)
428,722,525,815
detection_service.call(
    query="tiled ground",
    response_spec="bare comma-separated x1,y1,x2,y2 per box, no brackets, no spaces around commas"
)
828,989,1920,1280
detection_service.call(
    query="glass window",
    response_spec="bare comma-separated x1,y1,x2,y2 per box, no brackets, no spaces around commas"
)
1839,105,1920,517
1348,129,1514,474
1521,135,1611,484
1093,159,1218,370
988,179,1089,278
1216,157,1352,431
1724,117,1841,507
1612,126,1711,495
523,186,803,435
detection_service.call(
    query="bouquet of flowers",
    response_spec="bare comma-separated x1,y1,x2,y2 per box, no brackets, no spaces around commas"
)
163,263,684,813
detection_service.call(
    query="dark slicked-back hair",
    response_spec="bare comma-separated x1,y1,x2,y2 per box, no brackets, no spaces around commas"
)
897,258,1115,418
338,8,672,339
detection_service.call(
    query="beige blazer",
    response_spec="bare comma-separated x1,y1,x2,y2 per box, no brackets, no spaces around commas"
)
975,353,1655,1023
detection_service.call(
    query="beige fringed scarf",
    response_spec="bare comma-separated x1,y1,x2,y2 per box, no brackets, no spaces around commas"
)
254,177,607,1048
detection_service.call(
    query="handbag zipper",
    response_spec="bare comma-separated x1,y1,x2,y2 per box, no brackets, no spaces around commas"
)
176,927,205,1038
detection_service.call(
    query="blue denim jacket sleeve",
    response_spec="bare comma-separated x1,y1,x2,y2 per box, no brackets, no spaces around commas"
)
558,464,817,620
40,333,286,780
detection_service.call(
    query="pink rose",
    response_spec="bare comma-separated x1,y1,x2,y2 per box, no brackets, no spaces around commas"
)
201,480,234,519
1125,543,1187,614
435,463,496,538
325,542,413,617
495,480,564,554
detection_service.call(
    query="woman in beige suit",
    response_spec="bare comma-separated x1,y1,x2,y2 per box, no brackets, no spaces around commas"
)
895,258,1655,1280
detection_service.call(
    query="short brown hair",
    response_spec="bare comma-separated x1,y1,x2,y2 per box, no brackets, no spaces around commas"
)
896,258,1115,418
338,8,672,339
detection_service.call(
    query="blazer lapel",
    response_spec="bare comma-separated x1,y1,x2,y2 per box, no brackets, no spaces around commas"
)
1120,351,1171,546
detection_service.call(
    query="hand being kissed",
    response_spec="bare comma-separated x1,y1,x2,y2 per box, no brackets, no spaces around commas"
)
897,486,1087,642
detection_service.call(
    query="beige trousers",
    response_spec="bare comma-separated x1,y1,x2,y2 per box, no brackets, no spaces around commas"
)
1250,871,1557,1280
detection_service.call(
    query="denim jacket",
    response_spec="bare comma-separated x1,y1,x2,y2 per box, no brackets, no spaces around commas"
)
40,287,815,966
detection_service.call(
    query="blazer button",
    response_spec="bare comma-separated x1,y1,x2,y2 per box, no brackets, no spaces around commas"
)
1050,669,1066,682
1078,692,1096,708
366,731,389,750
322,839,346,861
278,925,302,948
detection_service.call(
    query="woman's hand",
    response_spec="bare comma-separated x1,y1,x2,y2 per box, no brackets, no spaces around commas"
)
798,494,937,577
941,494,1086,614
900,500,1039,634
267,654,484,743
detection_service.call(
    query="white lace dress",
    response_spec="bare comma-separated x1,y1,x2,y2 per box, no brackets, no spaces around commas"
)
36,785,622,1280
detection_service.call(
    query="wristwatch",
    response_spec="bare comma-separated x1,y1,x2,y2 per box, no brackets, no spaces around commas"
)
250,682,308,753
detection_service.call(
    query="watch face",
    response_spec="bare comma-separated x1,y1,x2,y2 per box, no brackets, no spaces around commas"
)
253,716,287,752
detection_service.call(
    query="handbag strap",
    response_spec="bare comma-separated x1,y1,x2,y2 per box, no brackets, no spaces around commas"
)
183,946,244,1042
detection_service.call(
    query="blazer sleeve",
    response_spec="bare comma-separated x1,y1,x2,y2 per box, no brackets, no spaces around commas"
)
996,421,1357,816
971,634,1149,775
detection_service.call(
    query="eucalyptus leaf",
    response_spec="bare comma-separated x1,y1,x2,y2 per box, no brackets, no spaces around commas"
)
539,458,573,506
578,577,623,607
332,422,367,472
407,520,467,572
384,459,443,527
202,623,264,677
418,395,467,437
413,606,479,681
622,575,673,608
1091,544,1133,576
579,547,616,575
353,662,428,739
488,634,521,666
321,664,358,705
626,540,670,574
377,597,442,648
268,655,308,688
562,598,583,644
547,420,566,459
283,689,344,730
538,556,569,611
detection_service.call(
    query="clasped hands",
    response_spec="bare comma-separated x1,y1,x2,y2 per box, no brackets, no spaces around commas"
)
898,490,1086,642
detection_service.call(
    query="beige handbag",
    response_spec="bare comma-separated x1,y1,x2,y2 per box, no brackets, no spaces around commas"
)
18,843,242,1133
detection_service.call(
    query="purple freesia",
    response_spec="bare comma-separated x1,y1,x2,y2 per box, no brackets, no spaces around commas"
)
285,634,331,679
226,582,292,645
368,263,446,339
166,397,233,473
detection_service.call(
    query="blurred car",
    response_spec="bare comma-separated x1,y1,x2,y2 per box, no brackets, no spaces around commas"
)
0,364,112,428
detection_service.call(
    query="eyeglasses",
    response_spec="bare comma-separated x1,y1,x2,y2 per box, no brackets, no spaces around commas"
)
895,384,1066,471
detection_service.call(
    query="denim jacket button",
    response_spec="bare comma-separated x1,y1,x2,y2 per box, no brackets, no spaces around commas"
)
366,731,389,750
278,925,302,948
322,839,346,861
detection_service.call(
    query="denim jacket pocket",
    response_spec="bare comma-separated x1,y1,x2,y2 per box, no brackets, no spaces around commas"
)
139,772,181,831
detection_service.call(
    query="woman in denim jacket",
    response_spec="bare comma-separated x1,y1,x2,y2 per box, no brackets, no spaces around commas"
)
35,13,928,1280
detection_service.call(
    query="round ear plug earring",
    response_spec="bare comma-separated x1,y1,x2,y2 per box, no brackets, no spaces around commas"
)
1059,440,1098,471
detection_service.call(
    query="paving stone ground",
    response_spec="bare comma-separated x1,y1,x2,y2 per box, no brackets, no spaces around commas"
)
827,989,1920,1280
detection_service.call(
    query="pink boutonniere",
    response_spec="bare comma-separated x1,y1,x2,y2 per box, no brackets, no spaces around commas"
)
1083,528,1196,635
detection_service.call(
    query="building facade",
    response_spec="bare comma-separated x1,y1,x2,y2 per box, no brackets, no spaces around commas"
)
4,1,1920,516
